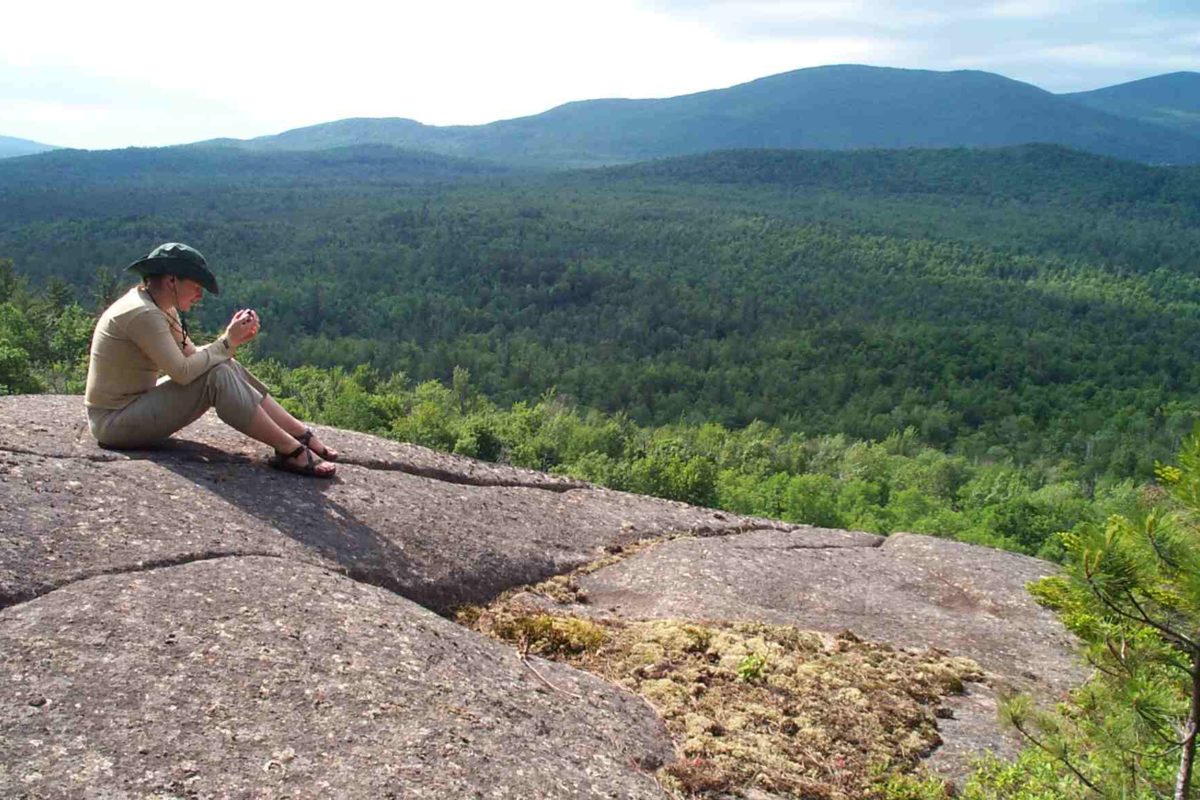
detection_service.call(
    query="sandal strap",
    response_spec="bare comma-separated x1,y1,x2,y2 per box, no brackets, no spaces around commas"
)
277,444,306,460
294,426,336,462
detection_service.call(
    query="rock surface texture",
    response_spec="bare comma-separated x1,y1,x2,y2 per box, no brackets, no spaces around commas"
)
2,557,674,799
532,527,1087,777
0,395,1085,797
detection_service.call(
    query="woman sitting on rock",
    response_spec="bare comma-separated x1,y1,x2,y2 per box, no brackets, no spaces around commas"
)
83,242,337,478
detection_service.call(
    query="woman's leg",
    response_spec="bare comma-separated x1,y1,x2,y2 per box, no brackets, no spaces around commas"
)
95,362,333,476
93,372,225,448
211,362,335,476
242,404,335,477
226,360,338,461
259,394,338,461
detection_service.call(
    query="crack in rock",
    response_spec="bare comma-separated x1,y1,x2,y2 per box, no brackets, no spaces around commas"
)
730,540,888,551
341,459,586,492
685,522,799,537
0,444,123,463
0,551,312,612
0,443,587,493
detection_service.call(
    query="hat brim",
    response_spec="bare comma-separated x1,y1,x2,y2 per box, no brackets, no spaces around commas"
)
127,257,219,295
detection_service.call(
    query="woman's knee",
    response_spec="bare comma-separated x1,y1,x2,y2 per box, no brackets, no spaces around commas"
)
202,361,242,394
202,362,245,405
207,361,237,380
204,364,264,431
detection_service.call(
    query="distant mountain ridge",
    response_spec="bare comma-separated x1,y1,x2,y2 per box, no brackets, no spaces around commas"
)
200,65,1200,167
1064,72,1200,137
6,66,1200,167
0,135,57,160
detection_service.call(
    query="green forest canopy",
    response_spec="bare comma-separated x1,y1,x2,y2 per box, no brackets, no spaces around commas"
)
3,143,1200,482
7,140,1200,798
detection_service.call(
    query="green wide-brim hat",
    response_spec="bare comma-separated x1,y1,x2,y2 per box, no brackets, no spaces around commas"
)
126,242,219,295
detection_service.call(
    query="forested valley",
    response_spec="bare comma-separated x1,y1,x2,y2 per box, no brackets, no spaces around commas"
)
7,139,1200,796
3,143,1199,559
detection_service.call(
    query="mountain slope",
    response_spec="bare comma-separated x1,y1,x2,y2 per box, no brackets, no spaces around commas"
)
0,142,508,185
1064,72,1200,137
0,144,510,225
0,135,58,160
608,144,1200,212
217,65,1200,166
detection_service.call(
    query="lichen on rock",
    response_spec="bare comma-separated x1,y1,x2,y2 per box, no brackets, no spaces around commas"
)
467,598,985,799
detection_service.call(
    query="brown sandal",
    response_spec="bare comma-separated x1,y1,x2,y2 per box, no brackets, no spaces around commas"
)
297,428,338,462
269,444,335,478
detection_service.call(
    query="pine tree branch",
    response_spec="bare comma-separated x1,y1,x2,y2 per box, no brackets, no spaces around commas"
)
1010,718,1103,796
1132,704,1184,747
1164,653,1195,675
1145,522,1184,572
1123,588,1197,649
1086,577,1195,651
1087,647,1127,680
1127,741,1184,759
1101,636,1138,678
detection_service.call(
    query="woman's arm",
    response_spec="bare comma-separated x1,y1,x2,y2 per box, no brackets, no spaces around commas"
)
125,309,231,386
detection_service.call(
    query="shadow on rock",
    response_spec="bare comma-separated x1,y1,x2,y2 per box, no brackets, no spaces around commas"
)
146,439,422,599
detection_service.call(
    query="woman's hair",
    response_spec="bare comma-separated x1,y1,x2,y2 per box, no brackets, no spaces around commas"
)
143,274,175,289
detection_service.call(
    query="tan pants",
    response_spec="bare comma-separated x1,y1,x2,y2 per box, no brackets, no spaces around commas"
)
87,360,268,448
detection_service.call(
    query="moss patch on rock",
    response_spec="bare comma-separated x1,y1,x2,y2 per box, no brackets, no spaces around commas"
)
464,596,981,799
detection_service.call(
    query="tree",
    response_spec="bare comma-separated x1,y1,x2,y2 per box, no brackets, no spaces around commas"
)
42,277,73,313
92,266,121,311
1017,427,1200,799
0,340,41,395
0,258,16,303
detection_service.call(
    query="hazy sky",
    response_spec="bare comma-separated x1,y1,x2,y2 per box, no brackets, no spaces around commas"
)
3,0,1196,150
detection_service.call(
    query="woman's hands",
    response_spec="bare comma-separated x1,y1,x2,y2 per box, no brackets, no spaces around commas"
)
225,309,260,348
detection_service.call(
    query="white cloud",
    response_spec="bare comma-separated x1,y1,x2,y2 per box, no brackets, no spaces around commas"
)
0,0,908,146
1038,42,1199,71
644,0,952,32
983,0,1074,20
6,0,714,144
0,0,1194,148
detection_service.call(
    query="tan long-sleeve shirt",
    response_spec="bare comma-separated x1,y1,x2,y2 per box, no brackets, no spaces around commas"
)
84,286,231,410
